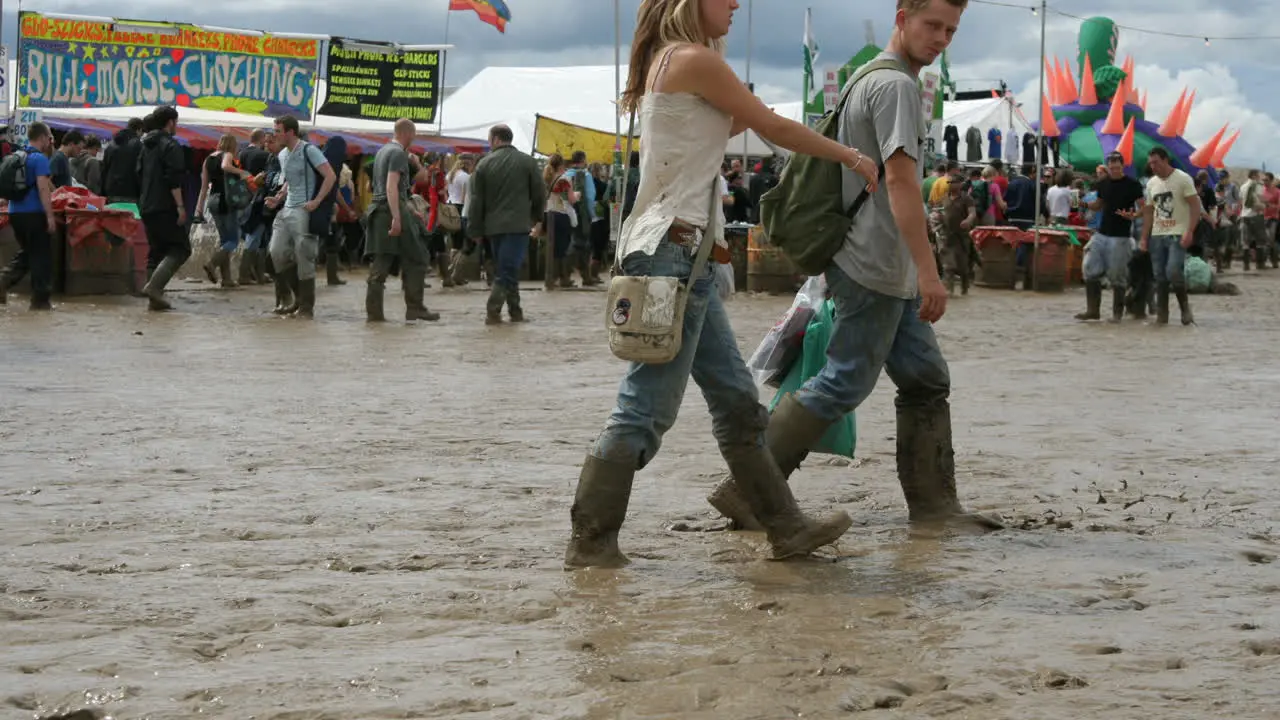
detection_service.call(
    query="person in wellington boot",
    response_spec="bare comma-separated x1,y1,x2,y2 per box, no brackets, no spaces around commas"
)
1079,152,1144,323
0,122,58,310
1139,147,1199,327
267,115,336,319
467,124,546,325
365,119,440,323
136,108,191,312
566,0,881,569
707,0,1001,534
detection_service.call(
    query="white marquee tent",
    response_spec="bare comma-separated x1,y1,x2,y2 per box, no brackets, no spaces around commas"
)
929,95,1036,163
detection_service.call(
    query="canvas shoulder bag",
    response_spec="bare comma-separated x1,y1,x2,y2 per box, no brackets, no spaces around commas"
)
604,109,719,365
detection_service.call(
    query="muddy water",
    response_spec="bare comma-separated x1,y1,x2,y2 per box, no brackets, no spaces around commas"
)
2,269,1279,719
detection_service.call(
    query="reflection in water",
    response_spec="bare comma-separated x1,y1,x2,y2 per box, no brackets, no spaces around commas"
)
2,272,1279,718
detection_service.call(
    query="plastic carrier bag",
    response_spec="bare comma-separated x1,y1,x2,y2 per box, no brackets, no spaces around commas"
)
768,297,857,458
747,275,826,387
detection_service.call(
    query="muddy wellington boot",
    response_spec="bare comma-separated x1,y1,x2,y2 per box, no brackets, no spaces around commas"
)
218,250,238,288
273,266,299,315
1173,285,1194,326
202,250,222,285
142,255,183,311
1155,282,1170,325
485,283,505,325
897,401,1004,532
506,286,526,323
403,265,440,322
707,394,833,531
365,279,386,322
239,250,259,285
564,455,636,569
721,441,854,559
1074,280,1102,321
291,277,316,319
558,258,577,289
435,254,455,288
0,272,9,304
1108,287,1125,324
578,254,600,286
326,253,347,286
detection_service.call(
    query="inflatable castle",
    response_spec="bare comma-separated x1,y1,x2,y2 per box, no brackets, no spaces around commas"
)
1031,16,1239,179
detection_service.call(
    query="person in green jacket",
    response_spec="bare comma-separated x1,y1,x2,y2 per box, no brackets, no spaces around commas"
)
466,125,547,324
365,118,440,323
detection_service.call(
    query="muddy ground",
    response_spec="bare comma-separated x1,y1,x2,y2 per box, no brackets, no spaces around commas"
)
2,266,1278,719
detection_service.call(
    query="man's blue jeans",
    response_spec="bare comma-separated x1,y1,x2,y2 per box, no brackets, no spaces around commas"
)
1148,234,1186,286
490,233,528,290
794,265,951,423
593,240,765,469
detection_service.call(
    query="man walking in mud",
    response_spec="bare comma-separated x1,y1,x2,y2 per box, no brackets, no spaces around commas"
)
1140,147,1200,326
137,107,190,312
365,118,440,323
1076,152,1144,323
709,0,1001,532
266,115,336,319
466,124,546,325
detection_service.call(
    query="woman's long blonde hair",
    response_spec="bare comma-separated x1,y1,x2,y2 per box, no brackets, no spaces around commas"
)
542,153,565,187
621,0,725,113
447,154,470,183
217,134,238,155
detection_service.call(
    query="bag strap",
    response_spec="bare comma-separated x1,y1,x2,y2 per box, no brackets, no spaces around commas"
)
833,58,906,221
683,175,721,290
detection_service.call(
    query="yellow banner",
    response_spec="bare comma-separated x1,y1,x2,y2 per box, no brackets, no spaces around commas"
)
533,114,636,165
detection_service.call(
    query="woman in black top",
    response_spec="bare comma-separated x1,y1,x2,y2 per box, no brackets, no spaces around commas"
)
196,134,252,287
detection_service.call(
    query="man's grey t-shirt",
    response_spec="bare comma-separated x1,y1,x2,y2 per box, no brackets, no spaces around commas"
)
832,52,927,300
371,142,411,205
277,141,329,209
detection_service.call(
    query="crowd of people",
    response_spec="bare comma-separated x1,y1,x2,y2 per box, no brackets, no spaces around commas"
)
920,148,1271,323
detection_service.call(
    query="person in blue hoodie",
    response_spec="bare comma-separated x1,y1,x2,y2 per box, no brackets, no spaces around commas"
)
564,150,599,286
0,122,57,309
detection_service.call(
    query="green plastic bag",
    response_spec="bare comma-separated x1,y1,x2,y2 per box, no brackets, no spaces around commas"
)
1184,256,1212,294
768,298,857,458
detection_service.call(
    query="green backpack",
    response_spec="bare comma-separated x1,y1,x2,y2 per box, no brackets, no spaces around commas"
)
758,58,908,276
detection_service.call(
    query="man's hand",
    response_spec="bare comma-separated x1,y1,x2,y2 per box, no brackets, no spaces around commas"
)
303,199,321,213
1180,228,1195,249
265,195,281,209
176,207,187,226
1139,238,1149,253
918,270,948,323
389,216,402,237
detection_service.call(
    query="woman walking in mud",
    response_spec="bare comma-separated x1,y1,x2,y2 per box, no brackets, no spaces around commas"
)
564,0,880,569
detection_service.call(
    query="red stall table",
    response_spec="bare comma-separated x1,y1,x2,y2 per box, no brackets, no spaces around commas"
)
970,226,1027,289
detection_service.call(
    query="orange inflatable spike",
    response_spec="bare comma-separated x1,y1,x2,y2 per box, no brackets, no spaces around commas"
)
1062,59,1079,103
1158,88,1188,136
1189,123,1229,168
1101,86,1127,134
1176,90,1196,136
1116,118,1136,166
1043,57,1057,104
1212,129,1241,169
1079,55,1098,106
1040,95,1061,137
1127,82,1140,105
1051,57,1065,104
1140,90,1148,112
1123,55,1135,84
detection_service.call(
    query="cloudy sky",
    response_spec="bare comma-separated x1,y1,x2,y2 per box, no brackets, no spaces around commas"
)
5,0,1278,166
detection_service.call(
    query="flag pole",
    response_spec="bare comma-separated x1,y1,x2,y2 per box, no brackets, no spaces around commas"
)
435,0,452,134
1032,0,1046,292
740,0,752,170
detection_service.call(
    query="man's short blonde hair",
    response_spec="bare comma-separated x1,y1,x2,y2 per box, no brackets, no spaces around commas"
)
898,0,968,12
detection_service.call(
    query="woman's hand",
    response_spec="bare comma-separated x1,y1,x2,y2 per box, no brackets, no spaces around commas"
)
843,149,878,194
